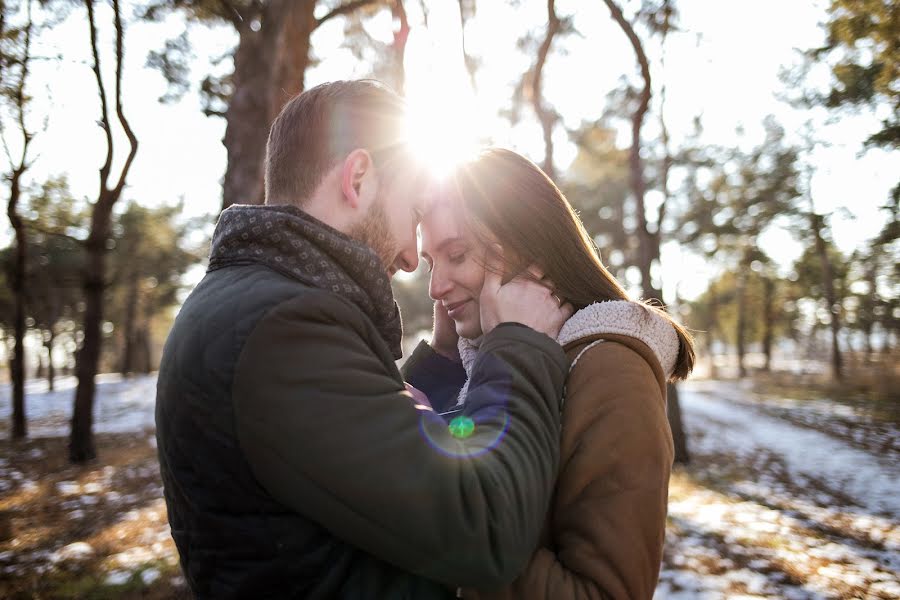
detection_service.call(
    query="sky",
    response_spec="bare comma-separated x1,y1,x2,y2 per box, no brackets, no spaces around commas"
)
6,0,898,303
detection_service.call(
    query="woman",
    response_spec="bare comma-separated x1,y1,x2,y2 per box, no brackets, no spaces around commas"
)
403,148,695,599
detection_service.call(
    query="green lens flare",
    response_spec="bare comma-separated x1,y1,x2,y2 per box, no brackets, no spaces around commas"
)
448,415,475,439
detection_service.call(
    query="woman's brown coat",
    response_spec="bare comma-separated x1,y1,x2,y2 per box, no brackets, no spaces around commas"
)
464,331,674,600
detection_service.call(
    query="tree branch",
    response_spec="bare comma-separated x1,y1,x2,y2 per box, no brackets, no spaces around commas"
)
85,0,113,192
111,0,138,200
532,0,560,179
602,0,651,234
315,0,381,30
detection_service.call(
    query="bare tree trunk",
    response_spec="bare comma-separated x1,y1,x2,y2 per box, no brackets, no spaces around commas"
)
72,223,109,462
602,0,660,302
667,383,688,464
736,267,748,378
70,0,138,463
707,284,719,379
4,0,35,440
8,173,27,439
45,327,55,391
35,341,44,379
762,274,774,372
604,0,688,462
221,0,377,210
138,325,153,374
222,18,282,210
119,270,138,376
811,212,843,381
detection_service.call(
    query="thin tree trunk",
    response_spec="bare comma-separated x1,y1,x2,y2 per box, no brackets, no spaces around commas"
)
8,172,27,439
5,0,34,440
119,270,139,376
36,342,44,379
602,0,659,302
811,212,843,381
736,267,748,378
667,382,688,464
45,328,55,391
762,275,774,372
707,283,719,379
604,0,688,461
71,208,110,461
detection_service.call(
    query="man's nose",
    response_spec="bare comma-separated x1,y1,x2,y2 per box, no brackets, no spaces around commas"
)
394,247,419,274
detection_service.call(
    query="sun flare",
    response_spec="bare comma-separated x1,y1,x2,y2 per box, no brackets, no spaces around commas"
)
404,97,481,179
402,13,482,179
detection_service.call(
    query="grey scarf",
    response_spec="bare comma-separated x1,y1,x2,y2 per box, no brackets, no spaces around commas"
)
208,204,403,358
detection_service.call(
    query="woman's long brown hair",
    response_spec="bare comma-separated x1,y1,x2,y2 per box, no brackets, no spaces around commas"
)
450,147,695,381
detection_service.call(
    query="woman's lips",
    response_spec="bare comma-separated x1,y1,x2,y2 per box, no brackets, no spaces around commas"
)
446,299,472,319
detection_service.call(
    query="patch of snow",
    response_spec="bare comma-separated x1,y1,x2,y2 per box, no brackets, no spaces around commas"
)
0,374,158,439
104,569,132,586
681,381,900,518
140,567,161,585
51,542,93,563
56,481,80,496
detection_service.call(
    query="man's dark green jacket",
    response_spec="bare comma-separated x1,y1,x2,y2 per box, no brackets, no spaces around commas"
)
156,210,568,599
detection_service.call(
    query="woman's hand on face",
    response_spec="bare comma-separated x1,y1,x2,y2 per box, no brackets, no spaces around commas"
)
430,300,461,361
479,245,574,339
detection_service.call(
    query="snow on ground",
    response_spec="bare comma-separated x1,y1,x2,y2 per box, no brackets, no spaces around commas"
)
2,374,899,598
657,380,900,599
681,380,900,518
0,374,157,439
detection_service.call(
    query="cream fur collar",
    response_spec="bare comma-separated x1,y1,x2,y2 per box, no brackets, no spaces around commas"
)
455,300,679,406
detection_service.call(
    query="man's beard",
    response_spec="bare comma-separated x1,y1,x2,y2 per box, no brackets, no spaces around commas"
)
348,194,396,274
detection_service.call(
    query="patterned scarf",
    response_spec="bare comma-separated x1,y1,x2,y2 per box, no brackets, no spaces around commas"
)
207,204,403,359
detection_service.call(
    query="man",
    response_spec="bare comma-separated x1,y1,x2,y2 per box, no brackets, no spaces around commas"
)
156,80,571,599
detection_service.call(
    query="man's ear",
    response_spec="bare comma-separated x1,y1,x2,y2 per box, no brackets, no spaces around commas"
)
340,149,377,210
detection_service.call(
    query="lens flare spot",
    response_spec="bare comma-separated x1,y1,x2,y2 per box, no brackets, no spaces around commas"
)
448,415,475,439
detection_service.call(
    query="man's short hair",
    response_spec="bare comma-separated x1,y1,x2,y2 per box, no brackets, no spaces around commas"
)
264,80,408,205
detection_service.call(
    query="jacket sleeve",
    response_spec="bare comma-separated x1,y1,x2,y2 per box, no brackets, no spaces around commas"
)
473,341,673,600
401,340,467,413
232,291,568,588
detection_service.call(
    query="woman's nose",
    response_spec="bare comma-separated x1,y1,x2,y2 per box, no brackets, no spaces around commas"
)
429,269,452,300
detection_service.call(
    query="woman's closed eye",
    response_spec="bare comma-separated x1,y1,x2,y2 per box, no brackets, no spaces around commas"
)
449,251,467,265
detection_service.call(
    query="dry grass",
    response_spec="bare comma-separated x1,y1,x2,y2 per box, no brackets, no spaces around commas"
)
0,433,187,599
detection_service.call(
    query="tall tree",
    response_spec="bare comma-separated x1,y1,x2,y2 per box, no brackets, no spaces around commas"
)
600,0,693,462
680,121,800,377
144,0,384,210
70,0,138,463
601,0,657,300
1,0,36,439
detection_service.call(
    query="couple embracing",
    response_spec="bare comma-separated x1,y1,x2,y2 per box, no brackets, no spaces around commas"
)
155,79,694,599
